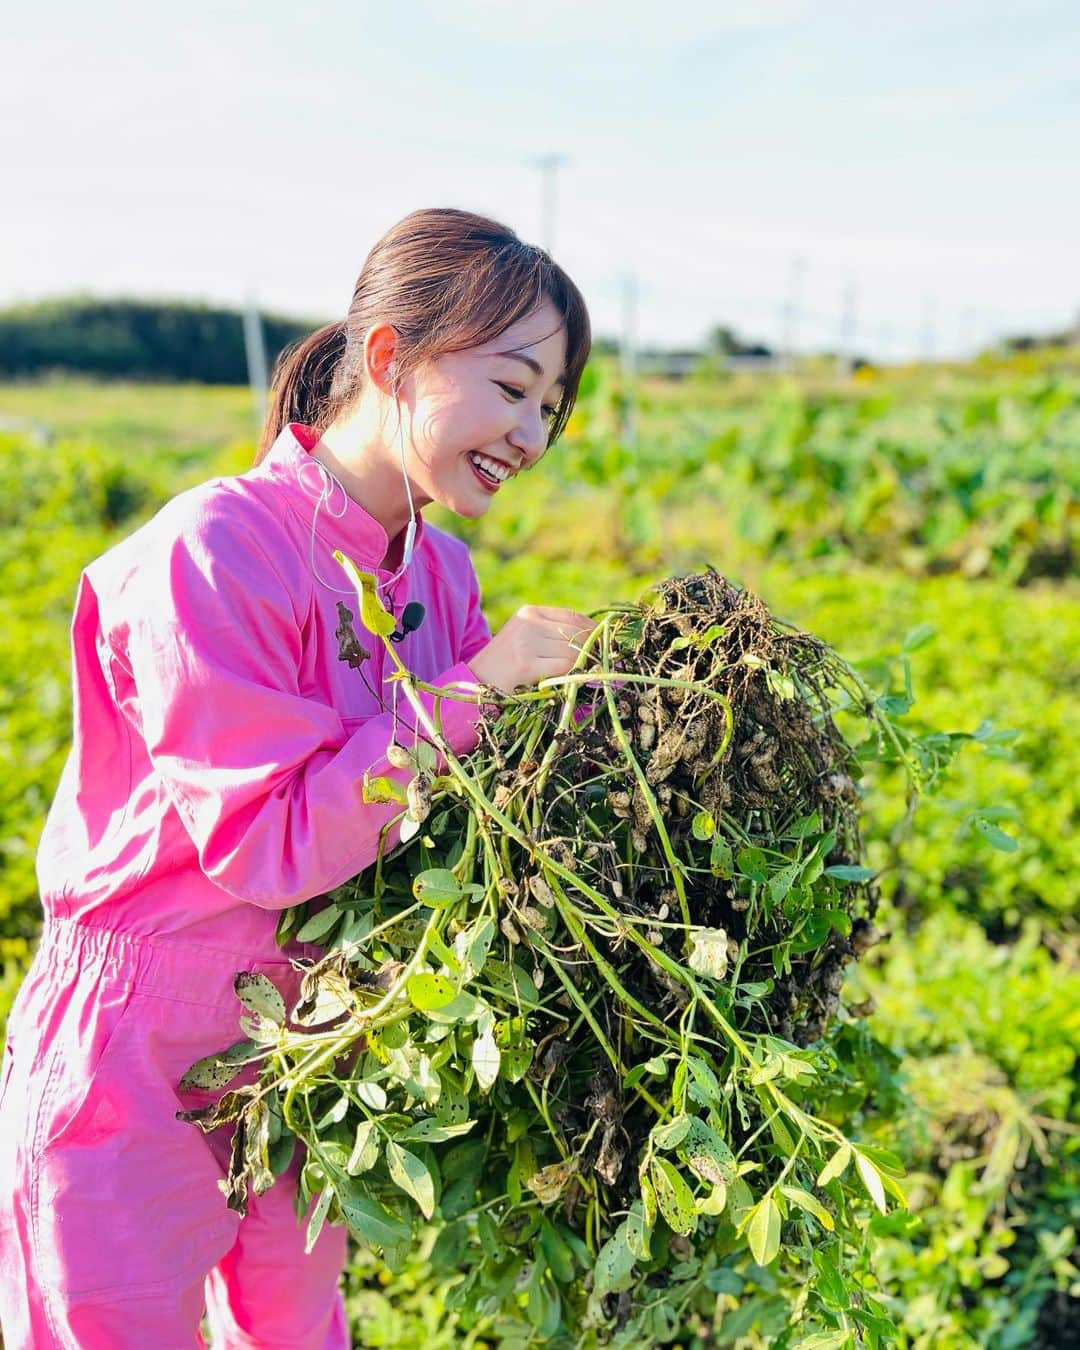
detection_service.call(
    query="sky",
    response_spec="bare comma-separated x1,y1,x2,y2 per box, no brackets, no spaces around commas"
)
4,0,1079,359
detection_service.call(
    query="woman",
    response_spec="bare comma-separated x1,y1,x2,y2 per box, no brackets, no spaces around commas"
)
0,207,593,1347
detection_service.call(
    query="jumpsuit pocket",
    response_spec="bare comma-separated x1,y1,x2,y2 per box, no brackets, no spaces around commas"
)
34,979,137,1157
32,987,238,1302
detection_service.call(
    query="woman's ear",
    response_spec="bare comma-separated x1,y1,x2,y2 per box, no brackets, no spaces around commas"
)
363,323,399,395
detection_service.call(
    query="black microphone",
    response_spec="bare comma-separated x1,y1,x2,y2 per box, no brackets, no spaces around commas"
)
389,601,426,644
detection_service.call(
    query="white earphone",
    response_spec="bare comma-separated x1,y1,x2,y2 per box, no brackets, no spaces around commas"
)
385,357,416,580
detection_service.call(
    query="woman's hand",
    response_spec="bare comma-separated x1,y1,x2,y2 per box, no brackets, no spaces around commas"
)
468,605,594,693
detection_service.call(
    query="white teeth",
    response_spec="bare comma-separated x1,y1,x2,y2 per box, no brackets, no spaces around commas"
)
468,451,511,483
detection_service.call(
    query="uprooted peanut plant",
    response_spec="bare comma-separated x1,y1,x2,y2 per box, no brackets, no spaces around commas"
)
180,567,974,1346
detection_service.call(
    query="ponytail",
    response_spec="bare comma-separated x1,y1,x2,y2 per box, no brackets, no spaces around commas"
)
255,321,348,463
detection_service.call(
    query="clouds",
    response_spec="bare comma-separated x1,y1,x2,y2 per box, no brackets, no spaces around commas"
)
2,2,1077,356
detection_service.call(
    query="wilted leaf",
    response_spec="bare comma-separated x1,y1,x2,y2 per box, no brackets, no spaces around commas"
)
234,972,285,1024
678,1117,736,1186
334,552,396,636
526,1158,578,1205
649,1157,697,1235
179,1039,260,1092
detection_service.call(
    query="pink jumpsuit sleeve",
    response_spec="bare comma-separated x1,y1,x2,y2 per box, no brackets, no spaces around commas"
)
113,510,486,910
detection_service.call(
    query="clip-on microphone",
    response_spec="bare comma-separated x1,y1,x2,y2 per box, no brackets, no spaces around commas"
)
389,601,426,644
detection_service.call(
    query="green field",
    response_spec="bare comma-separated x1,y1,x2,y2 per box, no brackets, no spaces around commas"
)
1,359,1077,1346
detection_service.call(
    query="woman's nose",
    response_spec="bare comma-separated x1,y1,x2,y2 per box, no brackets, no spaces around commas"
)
508,404,548,465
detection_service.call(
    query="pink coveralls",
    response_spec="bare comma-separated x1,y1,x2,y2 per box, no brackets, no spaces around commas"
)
0,424,490,1348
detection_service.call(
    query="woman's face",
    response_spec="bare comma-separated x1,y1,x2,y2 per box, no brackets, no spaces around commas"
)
397,300,568,518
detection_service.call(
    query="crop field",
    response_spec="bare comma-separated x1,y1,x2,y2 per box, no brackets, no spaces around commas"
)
1,356,1077,1346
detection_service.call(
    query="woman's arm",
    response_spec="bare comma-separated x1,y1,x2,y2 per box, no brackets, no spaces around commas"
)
113,507,484,910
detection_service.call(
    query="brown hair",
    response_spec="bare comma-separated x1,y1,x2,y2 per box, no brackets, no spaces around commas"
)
256,208,591,462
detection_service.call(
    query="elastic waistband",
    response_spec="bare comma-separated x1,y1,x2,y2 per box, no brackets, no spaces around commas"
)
33,918,320,1010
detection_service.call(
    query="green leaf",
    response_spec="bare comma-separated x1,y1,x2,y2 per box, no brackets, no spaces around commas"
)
334,552,396,636
362,773,409,806
397,1117,476,1144
972,816,1020,852
540,1219,576,1284
686,1056,722,1105
412,868,464,907
652,1113,692,1150
347,1119,380,1175
457,915,495,978
691,810,716,841
817,1144,852,1188
736,847,768,882
779,1184,835,1231
855,1151,888,1214
823,864,876,882
625,1201,652,1260
593,1220,636,1297
179,1039,260,1092
793,1333,850,1350
304,1184,334,1254
639,1170,658,1230
710,836,734,878
234,972,285,1024
294,904,343,944
857,1144,905,1177
385,1140,436,1219
407,971,456,1010
901,622,936,652
768,862,800,904
335,1188,411,1250
746,1194,781,1266
812,1247,849,1309
649,1157,697,1235
472,1021,501,1091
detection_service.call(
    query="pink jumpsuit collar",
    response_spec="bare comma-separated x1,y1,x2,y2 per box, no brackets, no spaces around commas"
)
260,423,426,568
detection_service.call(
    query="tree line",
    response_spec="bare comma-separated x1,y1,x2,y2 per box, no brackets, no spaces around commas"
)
0,298,318,383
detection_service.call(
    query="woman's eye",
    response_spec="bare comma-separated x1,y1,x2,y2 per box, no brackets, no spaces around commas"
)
497,383,558,420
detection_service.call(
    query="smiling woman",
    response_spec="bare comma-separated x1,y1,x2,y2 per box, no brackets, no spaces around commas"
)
0,207,594,1347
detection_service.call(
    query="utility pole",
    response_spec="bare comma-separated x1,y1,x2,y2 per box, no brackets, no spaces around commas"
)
531,153,566,254
242,292,269,426
781,255,807,370
920,296,937,365
836,282,858,380
619,272,638,447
